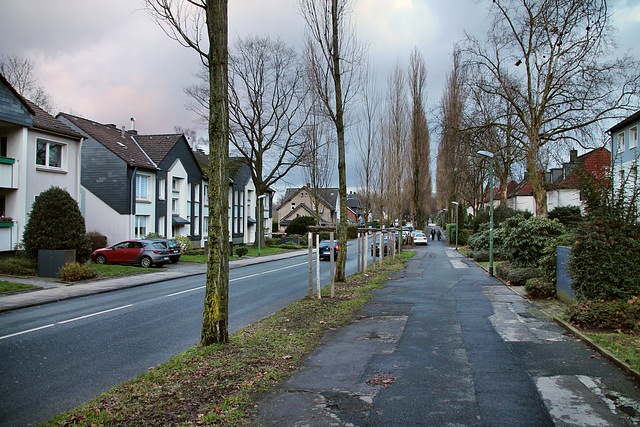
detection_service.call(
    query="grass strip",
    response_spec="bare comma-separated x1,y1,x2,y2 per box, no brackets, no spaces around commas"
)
45,251,415,426
91,264,159,278
0,281,39,295
586,332,640,373
182,246,301,263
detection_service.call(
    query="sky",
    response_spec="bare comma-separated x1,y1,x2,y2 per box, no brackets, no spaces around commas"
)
1,0,639,194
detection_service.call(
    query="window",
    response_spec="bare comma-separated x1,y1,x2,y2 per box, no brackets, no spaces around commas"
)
618,132,625,153
194,184,200,202
158,216,165,235
203,184,208,206
36,139,64,169
0,136,7,157
135,215,147,238
158,178,166,200
631,127,638,149
136,174,149,201
291,202,295,210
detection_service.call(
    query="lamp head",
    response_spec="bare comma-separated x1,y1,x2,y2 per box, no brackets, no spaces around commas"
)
477,150,494,159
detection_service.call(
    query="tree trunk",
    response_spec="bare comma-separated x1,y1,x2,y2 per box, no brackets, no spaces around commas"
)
201,0,229,346
331,0,347,282
527,134,548,217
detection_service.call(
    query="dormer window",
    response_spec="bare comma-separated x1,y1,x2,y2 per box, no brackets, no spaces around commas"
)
291,202,295,210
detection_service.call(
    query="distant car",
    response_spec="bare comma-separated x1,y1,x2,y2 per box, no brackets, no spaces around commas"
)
410,230,423,237
371,238,390,257
318,240,339,261
413,233,428,245
147,238,182,263
91,239,170,268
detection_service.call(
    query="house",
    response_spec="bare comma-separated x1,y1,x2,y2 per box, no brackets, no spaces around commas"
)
276,185,339,231
0,74,83,251
609,110,640,191
547,148,611,212
58,113,207,247
506,174,538,214
194,152,274,247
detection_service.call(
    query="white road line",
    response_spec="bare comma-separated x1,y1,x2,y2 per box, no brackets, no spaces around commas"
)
57,305,133,324
0,324,55,341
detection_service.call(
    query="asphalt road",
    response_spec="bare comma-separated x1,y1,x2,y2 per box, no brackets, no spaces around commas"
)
0,241,361,427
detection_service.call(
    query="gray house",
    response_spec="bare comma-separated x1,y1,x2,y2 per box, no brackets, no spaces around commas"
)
609,110,640,191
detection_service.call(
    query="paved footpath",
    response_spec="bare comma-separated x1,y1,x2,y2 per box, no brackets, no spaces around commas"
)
251,240,640,426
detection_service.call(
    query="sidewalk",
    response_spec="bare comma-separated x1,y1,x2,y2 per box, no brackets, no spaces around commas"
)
250,244,640,426
0,249,309,313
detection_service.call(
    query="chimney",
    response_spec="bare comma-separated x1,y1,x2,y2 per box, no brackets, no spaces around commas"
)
121,126,126,138
570,149,578,163
130,117,135,131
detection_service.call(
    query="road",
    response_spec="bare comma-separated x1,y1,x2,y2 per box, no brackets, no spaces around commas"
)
0,241,362,427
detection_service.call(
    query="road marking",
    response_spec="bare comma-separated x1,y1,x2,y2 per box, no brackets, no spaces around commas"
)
57,305,133,324
164,261,310,297
0,324,55,341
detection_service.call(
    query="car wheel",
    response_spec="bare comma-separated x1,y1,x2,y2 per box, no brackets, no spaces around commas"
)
95,254,107,265
171,258,179,264
140,256,152,268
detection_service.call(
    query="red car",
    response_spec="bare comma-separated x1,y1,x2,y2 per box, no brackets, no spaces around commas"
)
91,239,170,268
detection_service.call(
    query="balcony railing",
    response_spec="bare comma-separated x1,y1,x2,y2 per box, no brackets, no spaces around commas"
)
0,157,18,189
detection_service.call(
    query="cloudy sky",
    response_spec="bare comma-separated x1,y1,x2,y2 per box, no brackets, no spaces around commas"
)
1,0,638,191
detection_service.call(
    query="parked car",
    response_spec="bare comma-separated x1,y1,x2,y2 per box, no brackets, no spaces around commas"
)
147,238,182,263
91,239,170,268
318,240,339,261
371,238,390,257
413,232,428,245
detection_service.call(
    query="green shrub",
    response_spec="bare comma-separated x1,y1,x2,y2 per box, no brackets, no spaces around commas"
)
184,249,205,256
525,277,556,299
87,231,108,252
502,216,565,268
472,204,529,232
145,232,164,239
548,206,583,230
471,251,489,262
265,237,279,246
234,247,248,257
22,187,91,263
567,298,640,332
58,262,98,282
0,258,37,276
279,244,303,250
458,228,473,246
569,168,640,301
285,216,316,235
347,224,358,239
174,236,193,252
495,261,541,286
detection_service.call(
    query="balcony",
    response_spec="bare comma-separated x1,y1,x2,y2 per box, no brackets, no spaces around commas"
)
0,157,18,189
0,223,16,251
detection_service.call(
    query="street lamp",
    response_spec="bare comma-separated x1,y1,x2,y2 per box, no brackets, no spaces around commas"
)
451,201,459,250
257,194,267,256
478,150,494,276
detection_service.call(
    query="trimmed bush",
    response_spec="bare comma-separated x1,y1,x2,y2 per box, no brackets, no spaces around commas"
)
22,187,91,263
87,231,108,252
0,258,37,276
502,216,565,268
525,277,556,299
471,251,489,262
495,261,541,286
285,216,316,236
548,206,583,230
567,298,640,332
234,247,249,257
58,262,98,282
347,224,358,239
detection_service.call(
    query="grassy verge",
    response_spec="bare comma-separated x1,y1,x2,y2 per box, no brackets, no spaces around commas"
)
182,246,302,263
0,281,39,295
45,251,414,426
91,264,159,278
585,332,640,373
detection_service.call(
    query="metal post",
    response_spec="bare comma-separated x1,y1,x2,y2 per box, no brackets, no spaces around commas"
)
372,229,377,268
308,231,313,298
357,231,361,272
478,150,495,276
364,230,368,270
452,201,459,250
329,231,335,298
316,233,321,298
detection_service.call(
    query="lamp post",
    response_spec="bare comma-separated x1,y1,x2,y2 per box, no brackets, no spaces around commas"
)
257,194,267,256
451,201,459,250
478,150,494,276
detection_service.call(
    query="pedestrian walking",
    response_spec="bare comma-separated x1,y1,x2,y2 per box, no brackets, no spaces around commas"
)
437,229,441,240
430,229,436,240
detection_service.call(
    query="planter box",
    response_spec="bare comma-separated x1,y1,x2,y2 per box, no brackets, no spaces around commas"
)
38,249,76,278
0,221,12,228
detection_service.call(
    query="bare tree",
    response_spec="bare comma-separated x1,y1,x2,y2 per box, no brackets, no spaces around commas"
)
174,126,208,150
355,64,380,226
465,0,640,216
298,0,366,281
1,54,55,113
408,48,430,230
382,60,410,227
145,0,229,346
184,35,309,247
302,101,336,224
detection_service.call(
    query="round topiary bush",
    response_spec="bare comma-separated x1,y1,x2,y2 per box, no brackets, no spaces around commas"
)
22,187,91,263
285,216,316,236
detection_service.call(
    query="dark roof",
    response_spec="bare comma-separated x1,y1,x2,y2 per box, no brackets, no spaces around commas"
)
25,101,82,139
608,110,640,134
135,134,183,165
58,113,157,170
280,203,317,222
229,157,246,181
193,149,209,179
